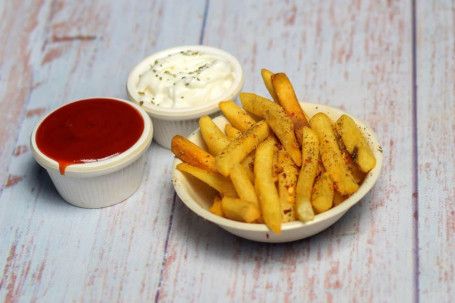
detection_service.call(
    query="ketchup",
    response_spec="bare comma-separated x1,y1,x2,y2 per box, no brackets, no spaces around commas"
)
36,98,144,174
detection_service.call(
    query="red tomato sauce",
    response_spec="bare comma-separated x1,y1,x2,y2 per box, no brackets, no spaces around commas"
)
36,98,144,175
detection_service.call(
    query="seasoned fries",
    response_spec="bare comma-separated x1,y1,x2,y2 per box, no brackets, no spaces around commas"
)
277,147,298,223
260,68,279,102
171,135,217,173
173,69,377,234
272,72,309,145
215,120,270,177
295,127,318,222
309,113,359,196
335,114,376,172
176,163,238,198
225,124,241,139
219,100,256,132
254,137,282,234
240,93,302,166
311,172,334,213
199,116,230,156
221,197,261,223
230,163,258,206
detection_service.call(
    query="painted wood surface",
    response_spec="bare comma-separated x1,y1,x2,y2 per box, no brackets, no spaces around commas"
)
0,0,452,302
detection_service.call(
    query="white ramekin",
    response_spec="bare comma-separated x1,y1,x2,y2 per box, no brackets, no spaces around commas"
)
30,97,153,208
126,45,244,149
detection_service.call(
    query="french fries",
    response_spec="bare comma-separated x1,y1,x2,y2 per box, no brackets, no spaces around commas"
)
172,70,377,234
225,124,242,139
254,137,282,234
176,163,238,198
240,93,302,167
230,163,258,206
277,147,298,222
199,116,230,156
260,68,279,102
335,114,376,172
309,113,359,196
209,196,224,217
221,197,261,223
311,172,334,213
171,135,217,173
272,72,309,145
219,100,256,132
215,120,270,177
295,127,318,222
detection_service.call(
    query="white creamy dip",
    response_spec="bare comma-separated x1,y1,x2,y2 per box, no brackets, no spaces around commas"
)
136,50,234,108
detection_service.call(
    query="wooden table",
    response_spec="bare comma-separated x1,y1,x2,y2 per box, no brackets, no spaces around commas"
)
1,1,453,302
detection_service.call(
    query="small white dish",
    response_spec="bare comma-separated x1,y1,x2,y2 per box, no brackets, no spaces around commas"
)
126,45,244,149
171,102,383,243
30,97,153,208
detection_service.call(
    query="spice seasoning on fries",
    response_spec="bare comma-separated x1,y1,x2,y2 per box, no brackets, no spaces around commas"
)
172,70,377,234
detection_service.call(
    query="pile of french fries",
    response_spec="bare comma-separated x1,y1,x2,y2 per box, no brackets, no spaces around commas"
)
172,69,376,235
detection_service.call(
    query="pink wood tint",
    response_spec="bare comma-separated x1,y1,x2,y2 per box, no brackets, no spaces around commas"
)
0,0,453,302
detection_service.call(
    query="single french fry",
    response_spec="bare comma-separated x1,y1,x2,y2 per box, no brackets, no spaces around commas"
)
177,163,238,198
277,148,298,222
209,196,224,217
225,124,242,139
310,113,359,195
199,115,230,156
230,163,258,206
171,135,217,173
295,127,318,222
335,127,367,184
271,73,309,145
240,152,255,184
311,172,334,213
260,68,279,102
335,114,376,172
219,100,256,132
239,92,272,117
254,137,281,234
333,191,346,207
216,120,271,177
221,197,261,223
240,93,302,166
264,108,302,167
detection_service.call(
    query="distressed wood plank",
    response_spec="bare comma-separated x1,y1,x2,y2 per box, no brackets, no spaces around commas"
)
0,1,206,302
416,0,455,301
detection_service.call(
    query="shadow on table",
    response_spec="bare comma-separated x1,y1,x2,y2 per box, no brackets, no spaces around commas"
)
170,192,369,260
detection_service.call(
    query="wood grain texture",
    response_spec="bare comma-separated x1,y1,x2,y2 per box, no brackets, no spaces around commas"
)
0,0,452,302
416,0,455,301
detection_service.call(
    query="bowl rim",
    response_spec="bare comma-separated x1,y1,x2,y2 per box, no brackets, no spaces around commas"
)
126,45,244,121
172,102,383,234
30,97,153,177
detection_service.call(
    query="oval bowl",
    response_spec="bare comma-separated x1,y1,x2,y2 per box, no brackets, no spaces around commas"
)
171,102,383,243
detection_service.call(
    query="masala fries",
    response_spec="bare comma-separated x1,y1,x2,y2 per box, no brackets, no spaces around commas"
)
176,163,238,198
215,120,271,177
254,137,282,234
335,114,376,172
295,126,318,222
171,135,217,173
309,113,359,195
240,92,302,166
199,116,230,156
272,72,309,145
172,70,377,235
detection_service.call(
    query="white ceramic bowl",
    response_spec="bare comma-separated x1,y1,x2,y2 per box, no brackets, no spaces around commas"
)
30,97,153,208
126,45,244,149
171,102,383,243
